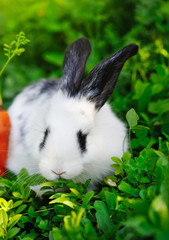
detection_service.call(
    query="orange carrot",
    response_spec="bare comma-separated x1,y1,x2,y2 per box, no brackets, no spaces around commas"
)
0,106,10,176
0,32,29,177
0,33,29,177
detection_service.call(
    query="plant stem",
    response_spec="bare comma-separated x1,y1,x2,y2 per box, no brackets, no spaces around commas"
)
158,137,162,151
129,128,133,158
122,133,127,154
0,57,11,77
0,56,13,107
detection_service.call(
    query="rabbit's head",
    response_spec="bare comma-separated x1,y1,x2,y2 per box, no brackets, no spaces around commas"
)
38,38,138,182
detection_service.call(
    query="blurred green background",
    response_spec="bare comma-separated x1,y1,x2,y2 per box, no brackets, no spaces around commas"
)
0,0,169,148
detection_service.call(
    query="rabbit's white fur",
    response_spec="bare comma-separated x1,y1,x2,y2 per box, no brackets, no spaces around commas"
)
7,38,138,192
7,89,127,188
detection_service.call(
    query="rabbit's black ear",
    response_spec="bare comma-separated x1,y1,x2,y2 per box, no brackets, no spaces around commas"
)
80,44,138,110
61,37,91,96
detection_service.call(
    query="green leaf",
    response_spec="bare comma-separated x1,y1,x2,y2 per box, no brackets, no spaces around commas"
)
64,209,84,231
8,214,22,229
25,174,46,187
23,232,38,239
111,157,122,164
166,142,169,152
20,216,31,224
133,80,149,100
28,206,38,218
82,217,97,237
22,187,31,199
16,204,27,214
0,198,13,211
156,64,166,77
125,216,155,236
50,197,76,209
12,192,22,198
70,188,81,197
6,227,20,239
17,168,29,183
138,176,150,183
131,138,140,149
0,179,13,189
148,99,169,115
94,201,109,215
95,210,113,233
122,152,132,162
118,181,139,197
41,181,58,187
149,195,169,228
126,108,139,128
50,227,64,240
0,209,8,230
133,80,152,112
132,125,150,131
62,200,76,209
118,181,132,194
0,228,5,238
3,43,9,48
21,237,34,240
38,219,48,230
115,166,124,175
82,191,95,207
111,164,120,168
75,208,85,227
155,230,169,240
146,186,157,201
13,200,23,208
104,191,116,211
3,48,9,52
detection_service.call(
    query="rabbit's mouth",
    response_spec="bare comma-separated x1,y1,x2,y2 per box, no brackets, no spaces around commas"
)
51,170,66,178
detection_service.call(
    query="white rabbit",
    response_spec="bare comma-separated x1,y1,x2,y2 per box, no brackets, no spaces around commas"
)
7,38,138,192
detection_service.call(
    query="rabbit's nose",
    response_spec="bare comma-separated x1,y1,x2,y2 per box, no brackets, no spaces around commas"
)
52,170,66,178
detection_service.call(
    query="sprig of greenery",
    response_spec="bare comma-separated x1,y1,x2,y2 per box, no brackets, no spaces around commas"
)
0,31,30,107
126,108,149,157
0,32,30,77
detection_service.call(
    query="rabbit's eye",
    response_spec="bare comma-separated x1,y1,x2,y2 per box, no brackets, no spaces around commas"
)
39,128,50,151
77,130,87,153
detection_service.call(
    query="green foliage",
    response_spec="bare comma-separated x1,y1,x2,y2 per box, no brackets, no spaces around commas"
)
0,198,22,239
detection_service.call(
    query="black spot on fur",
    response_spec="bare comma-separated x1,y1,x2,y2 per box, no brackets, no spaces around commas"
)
39,79,59,94
77,130,87,153
25,79,60,103
19,116,26,139
18,114,23,120
20,125,25,138
39,128,50,151
18,116,27,145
